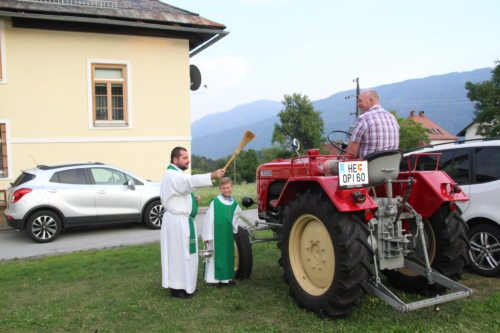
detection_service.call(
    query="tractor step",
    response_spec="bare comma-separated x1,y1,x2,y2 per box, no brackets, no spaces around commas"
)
366,259,473,312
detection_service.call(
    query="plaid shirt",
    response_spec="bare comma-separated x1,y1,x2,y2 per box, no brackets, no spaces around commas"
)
350,105,400,158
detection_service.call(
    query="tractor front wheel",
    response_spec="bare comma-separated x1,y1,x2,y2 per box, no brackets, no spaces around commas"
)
282,189,371,317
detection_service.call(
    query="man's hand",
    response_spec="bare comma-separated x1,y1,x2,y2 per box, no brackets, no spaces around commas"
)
345,142,360,159
211,168,225,180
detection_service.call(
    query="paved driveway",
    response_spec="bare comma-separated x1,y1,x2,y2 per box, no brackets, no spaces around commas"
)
0,209,258,261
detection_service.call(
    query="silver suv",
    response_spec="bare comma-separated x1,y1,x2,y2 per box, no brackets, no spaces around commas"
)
3,163,164,243
403,138,500,277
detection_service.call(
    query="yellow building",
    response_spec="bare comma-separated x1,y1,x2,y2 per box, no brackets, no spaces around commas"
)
0,0,227,202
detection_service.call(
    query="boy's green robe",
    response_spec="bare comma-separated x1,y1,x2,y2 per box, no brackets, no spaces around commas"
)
202,195,241,282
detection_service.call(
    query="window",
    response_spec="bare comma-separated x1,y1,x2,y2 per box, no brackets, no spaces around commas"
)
50,169,88,185
475,147,500,184
12,172,36,187
90,168,130,185
405,148,471,184
91,63,128,126
0,123,7,177
439,149,470,185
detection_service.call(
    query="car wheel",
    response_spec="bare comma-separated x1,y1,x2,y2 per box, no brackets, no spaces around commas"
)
143,200,164,229
468,223,500,277
27,210,62,243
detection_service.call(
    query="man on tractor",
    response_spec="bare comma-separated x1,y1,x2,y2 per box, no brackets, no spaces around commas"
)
346,90,400,158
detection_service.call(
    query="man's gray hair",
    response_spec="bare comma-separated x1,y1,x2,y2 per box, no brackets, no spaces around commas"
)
363,89,380,101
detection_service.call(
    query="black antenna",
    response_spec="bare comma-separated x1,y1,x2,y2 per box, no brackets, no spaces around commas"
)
29,155,38,167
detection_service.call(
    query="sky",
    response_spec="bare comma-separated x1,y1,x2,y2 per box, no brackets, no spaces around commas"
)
163,0,500,121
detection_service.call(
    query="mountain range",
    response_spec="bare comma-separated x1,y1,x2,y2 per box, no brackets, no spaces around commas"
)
192,68,491,159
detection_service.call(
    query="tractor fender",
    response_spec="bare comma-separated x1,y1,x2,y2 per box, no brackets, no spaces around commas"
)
274,176,378,213
397,170,468,218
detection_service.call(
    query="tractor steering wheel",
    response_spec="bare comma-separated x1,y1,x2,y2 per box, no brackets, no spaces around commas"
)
327,130,350,154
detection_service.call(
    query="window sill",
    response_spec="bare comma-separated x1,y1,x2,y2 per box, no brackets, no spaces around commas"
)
92,121,129,129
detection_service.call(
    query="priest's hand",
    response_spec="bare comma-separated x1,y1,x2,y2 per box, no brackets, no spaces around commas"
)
211,168,225,180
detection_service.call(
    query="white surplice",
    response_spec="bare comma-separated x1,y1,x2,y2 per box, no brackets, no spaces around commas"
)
160,164,212,294
201,194,241,283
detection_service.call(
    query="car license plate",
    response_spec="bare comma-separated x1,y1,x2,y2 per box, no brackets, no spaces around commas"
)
338,161,368,187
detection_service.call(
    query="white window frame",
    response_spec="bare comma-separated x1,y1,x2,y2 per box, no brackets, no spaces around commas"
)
0,19,7,84
0,120,12,180
87,59,133,130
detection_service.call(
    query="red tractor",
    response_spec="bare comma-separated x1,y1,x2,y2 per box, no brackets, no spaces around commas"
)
242,134,472,317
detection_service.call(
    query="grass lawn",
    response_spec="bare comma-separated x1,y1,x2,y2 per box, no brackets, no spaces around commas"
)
195,182,257,207
0,236,499,333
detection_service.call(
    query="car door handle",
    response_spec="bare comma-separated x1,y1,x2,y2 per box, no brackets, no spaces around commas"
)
97,190,106,194
48,189,58,193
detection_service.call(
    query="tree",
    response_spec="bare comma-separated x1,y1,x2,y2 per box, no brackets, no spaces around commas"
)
392,111,430,151
233,149,259,183
191,154,215,174
465,61,500,137
272,93,324,152
258,146,291,163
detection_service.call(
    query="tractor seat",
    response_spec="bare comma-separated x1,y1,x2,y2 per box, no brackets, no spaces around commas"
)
364,150,402,186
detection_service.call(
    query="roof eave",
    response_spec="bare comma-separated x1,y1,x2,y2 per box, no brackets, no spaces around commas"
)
0,10,228,57
456,120,475,136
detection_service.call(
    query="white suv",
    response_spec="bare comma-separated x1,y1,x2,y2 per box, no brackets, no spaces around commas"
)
403,139,500,277
3,163,164,243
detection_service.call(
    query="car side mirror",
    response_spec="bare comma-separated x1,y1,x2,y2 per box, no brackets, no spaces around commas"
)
127,178,136,190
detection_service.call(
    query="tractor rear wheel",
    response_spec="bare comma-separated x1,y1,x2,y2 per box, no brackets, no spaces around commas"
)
385,204,468,294
282,189,371,317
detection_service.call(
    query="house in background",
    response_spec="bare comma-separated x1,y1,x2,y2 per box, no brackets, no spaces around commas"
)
408,111,458,145
0,0,227,196
457,121,484,140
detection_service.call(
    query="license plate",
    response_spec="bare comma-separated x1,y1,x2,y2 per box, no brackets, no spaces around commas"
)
338,161,368,187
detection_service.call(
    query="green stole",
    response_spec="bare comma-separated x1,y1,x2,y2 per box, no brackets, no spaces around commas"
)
213,196,238,280
167,164,197,255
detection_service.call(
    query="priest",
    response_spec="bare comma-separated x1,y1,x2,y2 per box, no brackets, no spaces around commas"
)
160,146,224,298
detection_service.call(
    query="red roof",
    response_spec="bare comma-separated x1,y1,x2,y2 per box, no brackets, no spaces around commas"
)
408,111,457,141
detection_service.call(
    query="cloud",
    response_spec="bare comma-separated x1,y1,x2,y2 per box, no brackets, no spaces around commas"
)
195,56,251,88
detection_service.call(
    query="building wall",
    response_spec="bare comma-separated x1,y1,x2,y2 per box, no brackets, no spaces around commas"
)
464,123,483,140
0,18,192,190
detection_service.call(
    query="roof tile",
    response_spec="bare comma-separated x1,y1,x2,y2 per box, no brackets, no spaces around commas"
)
0,0,225,28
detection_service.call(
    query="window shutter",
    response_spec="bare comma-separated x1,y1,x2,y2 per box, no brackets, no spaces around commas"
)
0,124,7,176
